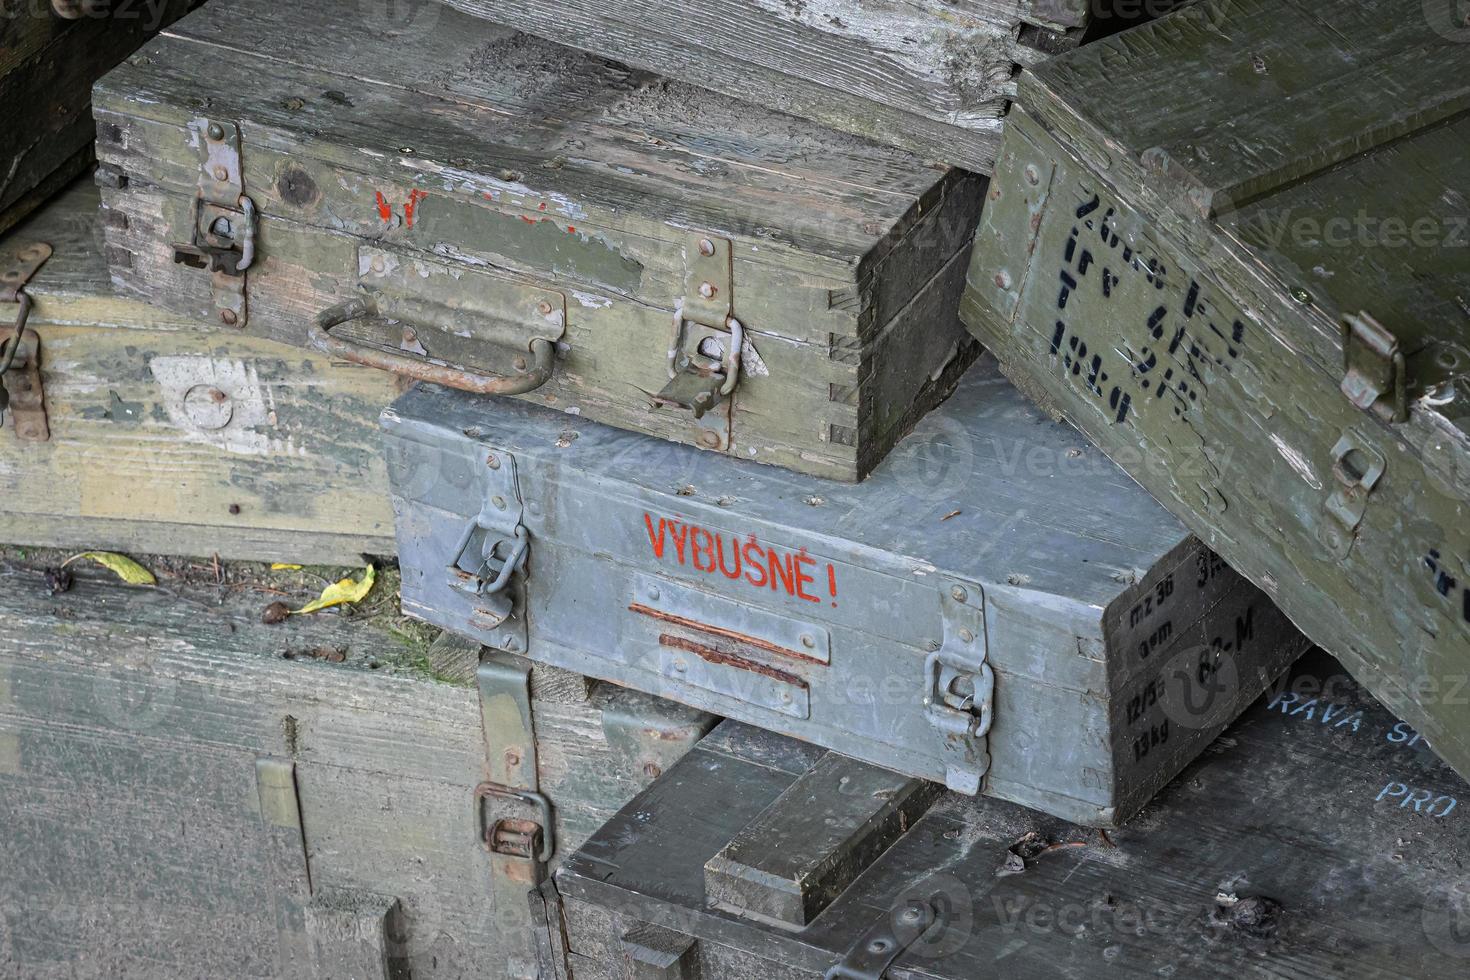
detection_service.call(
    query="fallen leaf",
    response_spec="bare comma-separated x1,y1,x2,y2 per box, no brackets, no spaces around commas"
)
62,552,156,586
941,510,962,521
293,565,376,615
271,563,304,571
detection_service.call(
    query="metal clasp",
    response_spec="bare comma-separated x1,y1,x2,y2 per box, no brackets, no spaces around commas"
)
1341,312,1407,423
922,585,992,795
475,781,555,866
172,118,256,328
1319,430,1386,560
447,522,530,623
655,304,744,420
1,242,52,441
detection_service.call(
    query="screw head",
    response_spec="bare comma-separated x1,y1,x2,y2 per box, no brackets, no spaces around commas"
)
698,238,716,257
698,430,722,449
537,301,553,316
994,271,1012,290
213,166,229,182
1024,164,1041,186
643,762,663,778
951,586,968,602
648,587,661,601
1291,287,1312,304
220,309,239,326
505,749,521,767
900,905,925,924
800,634,816,649
206,123,225,141
699,282,716,299
780,691,793,705
868,940,892,954
959,628,975,644
925,639,942,652
486,454,500,469
672,658,687,673
492,495,507,510
513,355,528,372
370,256,386,274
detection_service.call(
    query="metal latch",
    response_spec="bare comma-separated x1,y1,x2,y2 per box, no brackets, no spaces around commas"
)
475,781,554,864
1318,430,1386,560
172,118,257,329
923,584,993,795
448,447,530,654
1341,312,1407,423
655,234,744,424
0,242,52,441
825,900,937,980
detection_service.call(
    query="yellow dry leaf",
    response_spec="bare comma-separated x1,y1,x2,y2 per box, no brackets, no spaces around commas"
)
63,552,157,586
293,565,376,615
271,563,304,571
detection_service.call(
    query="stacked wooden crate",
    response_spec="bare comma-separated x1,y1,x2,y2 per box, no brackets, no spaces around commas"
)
0,0,1464,977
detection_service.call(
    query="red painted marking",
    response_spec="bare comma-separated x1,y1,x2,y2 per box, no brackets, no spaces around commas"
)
642,513,837,605
404,189,429,228
375,191,392,223
537,202,547,211
520,216,537,225
566,225,576,234
483,191,496,200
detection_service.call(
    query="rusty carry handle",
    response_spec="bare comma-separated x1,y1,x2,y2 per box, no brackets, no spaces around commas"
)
309,296,557,396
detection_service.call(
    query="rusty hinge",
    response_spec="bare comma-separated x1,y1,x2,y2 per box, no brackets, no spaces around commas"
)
1341,312,1407,423
477,652,555,893
654,234,743,441
825,900,938,980
0,242,53,442
173,117,256,329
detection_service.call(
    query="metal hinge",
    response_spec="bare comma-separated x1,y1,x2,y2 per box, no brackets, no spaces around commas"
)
1341,312,1407,423
654,234,742,448
172,118,257,329
447,447,529,654
477,652,557,957
923,584,993,795
0,242,53,441
825,900,937,980
1318,430,1386,560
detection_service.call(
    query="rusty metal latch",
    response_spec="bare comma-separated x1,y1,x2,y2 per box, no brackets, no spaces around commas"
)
173,118,256,328
1319,430,1387,560
923,584,993,795
655,234,744,422
0,242,53,442
825,900,937,980
475,781,555,865
1341,312,1407,423
448,521,530,620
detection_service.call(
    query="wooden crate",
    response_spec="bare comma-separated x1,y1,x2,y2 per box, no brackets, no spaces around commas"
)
434,0,1167,171
0,0,194,234
960,0,1470,781
0,549,716,979
0,180,399,564
551,651,1469,978
94,0,986,482
384,357,1310,825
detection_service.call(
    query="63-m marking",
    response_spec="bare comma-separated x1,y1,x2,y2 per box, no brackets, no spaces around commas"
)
643,514,840,607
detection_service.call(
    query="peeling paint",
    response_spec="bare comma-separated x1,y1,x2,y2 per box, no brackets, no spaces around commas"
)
149,356,304,458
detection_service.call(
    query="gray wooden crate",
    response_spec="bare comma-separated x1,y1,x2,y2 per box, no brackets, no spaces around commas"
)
93,0,986,483
0,1,194,235
960,0,1470,783
0,180,400,565
431,0,1168,172
0,550,715,979
382,357,1310,826
551,652,1470,978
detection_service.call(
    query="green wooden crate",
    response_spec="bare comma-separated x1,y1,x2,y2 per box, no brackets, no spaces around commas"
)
94,0,986,482
961,0,1470,782
0,180,399,564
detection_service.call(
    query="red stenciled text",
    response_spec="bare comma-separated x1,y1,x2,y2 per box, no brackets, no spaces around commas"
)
643,513,838,606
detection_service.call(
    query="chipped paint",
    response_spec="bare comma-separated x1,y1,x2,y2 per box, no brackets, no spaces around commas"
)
1269,433,1323,491
571,291,614,310
149,356,303,458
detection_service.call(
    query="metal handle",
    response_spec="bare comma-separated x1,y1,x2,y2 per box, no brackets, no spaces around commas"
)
310,296,556,395
474,781,555,864
0,294,33,376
